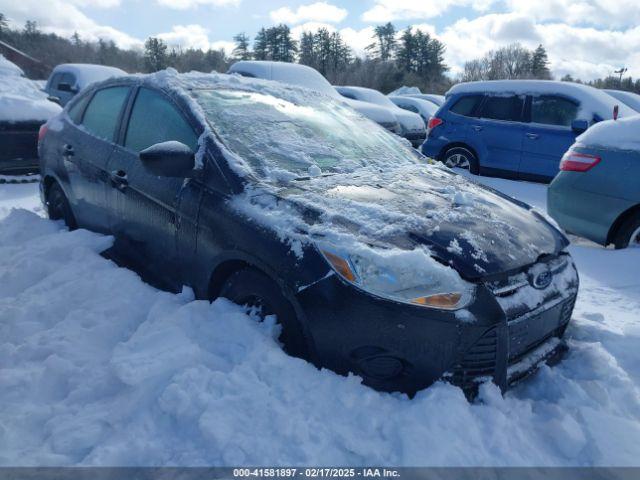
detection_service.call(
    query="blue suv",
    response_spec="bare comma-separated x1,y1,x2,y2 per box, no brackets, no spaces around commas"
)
421,80,633,183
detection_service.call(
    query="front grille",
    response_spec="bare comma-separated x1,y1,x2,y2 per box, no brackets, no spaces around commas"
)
451,328,498,389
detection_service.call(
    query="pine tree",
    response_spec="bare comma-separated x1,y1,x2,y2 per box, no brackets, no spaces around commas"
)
0,13,8,34
396,27,415,73
531,44,551,79
298,31,317,69
232,33,251,60
144,37,168,72
366,22,396,61
253,28,268,60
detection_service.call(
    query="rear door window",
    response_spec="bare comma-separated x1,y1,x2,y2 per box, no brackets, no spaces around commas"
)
531,95,579,127
449,95,482,117
124,88,198,153
81,86,130,142
478,95,524,122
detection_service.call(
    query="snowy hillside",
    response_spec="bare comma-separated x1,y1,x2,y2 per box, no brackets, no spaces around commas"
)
0,176,639,466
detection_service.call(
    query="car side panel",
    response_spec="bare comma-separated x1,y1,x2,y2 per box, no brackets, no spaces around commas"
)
519,123,577,180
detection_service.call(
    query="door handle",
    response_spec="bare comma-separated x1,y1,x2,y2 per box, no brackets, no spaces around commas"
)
526,133,539,140
472,125,483,132
62,144,75,158
109,170,128,190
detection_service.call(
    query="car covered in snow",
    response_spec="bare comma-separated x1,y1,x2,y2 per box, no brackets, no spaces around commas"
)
389,95,439,126
422,80,637,182
0,55,62,174
228,61,402,135
336,85,426,147
548,116,640,249
389,86,445,107
39,70,578,396
604,89,640,113
44,63,126,106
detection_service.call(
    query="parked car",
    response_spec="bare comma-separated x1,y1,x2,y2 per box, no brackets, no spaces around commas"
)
39,71,578,396
336,86,426,147
422,80,636,182
604,89,640,113
44,63,126,106
405,93,446,107
548,116,640,248
228,61,401,134
0,55,61,174
389,95,439,126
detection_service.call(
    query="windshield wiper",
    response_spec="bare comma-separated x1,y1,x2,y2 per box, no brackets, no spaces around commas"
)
292,173,336,181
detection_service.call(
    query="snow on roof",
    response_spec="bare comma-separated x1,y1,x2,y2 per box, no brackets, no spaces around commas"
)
0,54,24,77
576,115,640,151
389,95,439,117
0,70,62,122
51,63,126,89
448,80,636,121
228,61,340,99
389,86,422,96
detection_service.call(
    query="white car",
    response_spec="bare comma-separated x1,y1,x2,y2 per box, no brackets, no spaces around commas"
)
228,61,402,135
604,89,640,113
1,55,61,174
389,95,439,126
44,63,126,106
336,86,426,147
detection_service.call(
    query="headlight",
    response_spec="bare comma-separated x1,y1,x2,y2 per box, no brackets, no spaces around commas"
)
319,245,475,310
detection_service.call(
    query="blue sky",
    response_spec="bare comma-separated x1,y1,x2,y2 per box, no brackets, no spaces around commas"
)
1,0,639,80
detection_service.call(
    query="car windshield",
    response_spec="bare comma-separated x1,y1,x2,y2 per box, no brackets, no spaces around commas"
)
191,88,419,181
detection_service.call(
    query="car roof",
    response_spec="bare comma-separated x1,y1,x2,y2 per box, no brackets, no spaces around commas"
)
51,63,127,89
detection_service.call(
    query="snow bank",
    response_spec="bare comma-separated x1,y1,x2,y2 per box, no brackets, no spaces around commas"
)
1,208,640,466
448,80,637,121
0,56,62,122
576,116,640,151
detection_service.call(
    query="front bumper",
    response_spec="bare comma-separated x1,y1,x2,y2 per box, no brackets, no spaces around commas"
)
295,254,579,397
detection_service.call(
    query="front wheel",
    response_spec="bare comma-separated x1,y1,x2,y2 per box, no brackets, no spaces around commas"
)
46,182,77,229
219,268,309,358
612,214,640,249
442,146,479,175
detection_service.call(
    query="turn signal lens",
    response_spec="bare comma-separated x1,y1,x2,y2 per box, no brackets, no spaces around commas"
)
411,292,462,309
560,152,601,172
321,250,357,282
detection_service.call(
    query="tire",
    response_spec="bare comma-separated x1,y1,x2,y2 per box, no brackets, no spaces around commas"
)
442,146,480,175
612,213,640,249
46,182,77,229
220,268,309,358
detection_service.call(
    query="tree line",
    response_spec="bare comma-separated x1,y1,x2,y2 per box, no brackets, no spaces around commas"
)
1,12,638,95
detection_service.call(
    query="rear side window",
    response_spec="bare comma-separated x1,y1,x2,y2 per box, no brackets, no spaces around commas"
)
531,95,579,127
125,88,198,153
450,95,482,117
81,86,130,141
478,95,524,122
68,92,91,124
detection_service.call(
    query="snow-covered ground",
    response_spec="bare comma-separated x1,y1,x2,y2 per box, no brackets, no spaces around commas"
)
0,174,639,466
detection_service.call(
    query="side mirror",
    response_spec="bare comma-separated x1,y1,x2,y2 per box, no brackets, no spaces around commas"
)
139,141,195,177
571,119,589,133
57,82,78,93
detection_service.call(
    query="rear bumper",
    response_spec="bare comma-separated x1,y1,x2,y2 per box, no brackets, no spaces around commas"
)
421,136,447,159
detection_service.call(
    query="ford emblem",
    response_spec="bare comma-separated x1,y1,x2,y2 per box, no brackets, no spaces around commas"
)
530,266,553,289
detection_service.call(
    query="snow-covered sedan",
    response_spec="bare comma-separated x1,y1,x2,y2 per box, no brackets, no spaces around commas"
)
39,70,578,396
0,55,61,174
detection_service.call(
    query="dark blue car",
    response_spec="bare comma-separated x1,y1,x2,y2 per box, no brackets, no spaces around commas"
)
422,80,633,183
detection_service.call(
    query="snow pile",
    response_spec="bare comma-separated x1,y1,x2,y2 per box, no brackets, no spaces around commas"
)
0,56,62,122
0,207,640,465
576,115,640,151
448,80,637,121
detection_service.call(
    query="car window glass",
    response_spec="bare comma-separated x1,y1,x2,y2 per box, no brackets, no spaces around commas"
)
81,86,130,142
450,95,482,117
531,95,579,126
60,72,75,87
340,91,357,100
479,95,524,121
400,104,419,113
68,92,91,124
125,88,198,153
49,73,62,90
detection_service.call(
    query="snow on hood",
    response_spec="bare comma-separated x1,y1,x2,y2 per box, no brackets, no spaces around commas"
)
576,115,640,151
448,80,637,121
0,68,62,123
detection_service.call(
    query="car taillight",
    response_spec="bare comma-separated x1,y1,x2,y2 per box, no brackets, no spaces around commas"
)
427,117,443,131
560,151,601,172
38,124,48,142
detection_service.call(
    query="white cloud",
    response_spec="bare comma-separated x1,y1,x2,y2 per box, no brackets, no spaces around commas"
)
362,0,498,22
156,24,235,54
270,2,347,25
155,0,239,9
0,0,141,49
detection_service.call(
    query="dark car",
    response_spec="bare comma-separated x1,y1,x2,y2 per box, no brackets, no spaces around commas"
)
38,71,579,396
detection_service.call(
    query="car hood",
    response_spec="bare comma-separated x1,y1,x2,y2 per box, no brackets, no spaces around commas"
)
342,98,397,124
271,164,566,279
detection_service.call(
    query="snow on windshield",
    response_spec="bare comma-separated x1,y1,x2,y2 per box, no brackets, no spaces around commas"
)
191,88,418,181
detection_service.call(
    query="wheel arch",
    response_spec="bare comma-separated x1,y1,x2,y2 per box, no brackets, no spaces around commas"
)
606,203,640,245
